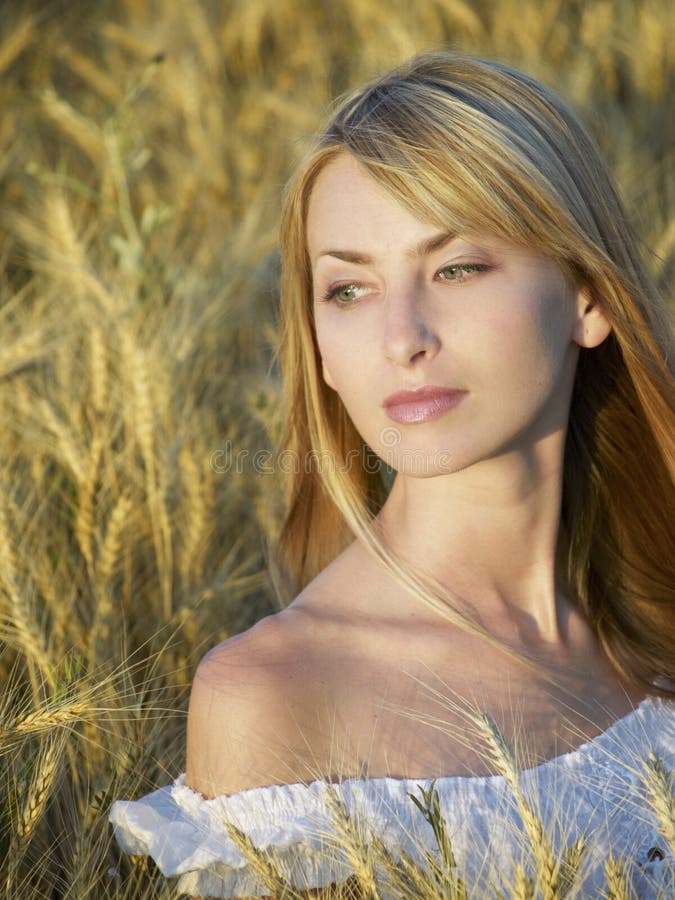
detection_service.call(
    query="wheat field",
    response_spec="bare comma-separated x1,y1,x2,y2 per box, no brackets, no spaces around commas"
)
0,1,673,897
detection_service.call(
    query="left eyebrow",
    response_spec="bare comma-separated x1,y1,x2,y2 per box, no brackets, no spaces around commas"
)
312,231,456,266
410,230,456,259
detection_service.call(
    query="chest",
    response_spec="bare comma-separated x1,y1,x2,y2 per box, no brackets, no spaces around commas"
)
286,632,641,781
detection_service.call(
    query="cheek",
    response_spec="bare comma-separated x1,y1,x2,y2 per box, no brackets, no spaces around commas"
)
530,287,576,370
474,294,571,393
314,318,368,394
314,321,337,374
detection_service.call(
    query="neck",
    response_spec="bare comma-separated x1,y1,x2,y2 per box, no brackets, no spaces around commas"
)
374,429,572,645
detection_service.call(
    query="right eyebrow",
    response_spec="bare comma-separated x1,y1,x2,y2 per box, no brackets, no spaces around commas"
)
313,231,456,267
314,249,373,265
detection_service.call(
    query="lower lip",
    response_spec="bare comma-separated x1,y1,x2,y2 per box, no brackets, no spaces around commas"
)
384,392,467,424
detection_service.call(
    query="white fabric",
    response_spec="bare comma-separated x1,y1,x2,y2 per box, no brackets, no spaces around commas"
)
110,695,674,898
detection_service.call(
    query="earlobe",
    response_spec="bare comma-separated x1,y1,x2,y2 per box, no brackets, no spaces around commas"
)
573,286,613,349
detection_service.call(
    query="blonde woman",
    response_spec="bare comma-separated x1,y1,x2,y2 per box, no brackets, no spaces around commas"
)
111,54,675,898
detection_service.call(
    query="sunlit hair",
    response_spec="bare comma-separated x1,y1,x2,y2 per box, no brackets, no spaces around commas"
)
276,53,675,692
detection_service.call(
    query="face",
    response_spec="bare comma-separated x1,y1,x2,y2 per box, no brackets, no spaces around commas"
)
306,153,606,477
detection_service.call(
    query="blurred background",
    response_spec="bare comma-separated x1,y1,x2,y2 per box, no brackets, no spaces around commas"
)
0,1,672,896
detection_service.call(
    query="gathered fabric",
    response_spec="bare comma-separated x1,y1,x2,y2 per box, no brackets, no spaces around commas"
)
110,696,674,898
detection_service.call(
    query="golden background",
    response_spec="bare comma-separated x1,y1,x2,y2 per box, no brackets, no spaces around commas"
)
0,1,672,895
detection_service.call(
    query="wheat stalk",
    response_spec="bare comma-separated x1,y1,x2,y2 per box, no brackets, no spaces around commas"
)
44,188,88,270
320,785,382,900
0,496,20,590
17,732,64,840
89,324,108,415
2,700,93,744
369,832,442,898
0,13,35,77
119,323,173,617
36,396,86,486
511,863,535,899
33,554,65,645
472,712,561,898
75,424,104,576
642,753,675,853
89,493,133,662
221,819,305,899
98,493,133,585
178,444,209,587
99,20,158,58
557,834,587,897
40,86,106,163
0,500,54,696
57,46,124,106
407,780,466,899
0,325,48,382
603,853,633,900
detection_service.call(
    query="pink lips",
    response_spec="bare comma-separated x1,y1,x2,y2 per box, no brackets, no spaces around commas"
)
383,386,467,424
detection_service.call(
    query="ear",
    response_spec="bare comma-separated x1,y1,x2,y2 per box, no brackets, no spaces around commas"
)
321,358,336,390
572,286,612,349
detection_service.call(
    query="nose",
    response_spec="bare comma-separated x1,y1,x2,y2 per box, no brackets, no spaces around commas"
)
383,286,441,366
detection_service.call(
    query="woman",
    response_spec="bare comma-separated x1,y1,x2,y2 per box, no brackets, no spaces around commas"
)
111,53,675,898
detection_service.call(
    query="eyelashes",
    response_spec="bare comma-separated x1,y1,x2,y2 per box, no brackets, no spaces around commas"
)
321,283,370,304
320,262,491,307
436,262,490,282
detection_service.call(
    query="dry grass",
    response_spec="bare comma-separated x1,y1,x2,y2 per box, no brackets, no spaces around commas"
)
0,0,672,897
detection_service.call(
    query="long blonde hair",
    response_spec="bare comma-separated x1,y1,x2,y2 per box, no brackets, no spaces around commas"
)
276,53,675,692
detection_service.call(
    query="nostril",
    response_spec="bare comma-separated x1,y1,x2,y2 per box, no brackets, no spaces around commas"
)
383,317,441,367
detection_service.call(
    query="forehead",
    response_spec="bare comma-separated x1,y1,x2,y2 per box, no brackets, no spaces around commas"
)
306,153,440,262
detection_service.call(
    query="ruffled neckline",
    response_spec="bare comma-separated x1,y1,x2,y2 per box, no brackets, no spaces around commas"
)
109,693,673,897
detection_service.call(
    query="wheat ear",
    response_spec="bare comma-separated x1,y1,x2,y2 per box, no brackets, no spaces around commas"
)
221,819,305,899
642,753,675,854
603,853,634,900
17,732,64,840
473,712,559,899
321,784,382,899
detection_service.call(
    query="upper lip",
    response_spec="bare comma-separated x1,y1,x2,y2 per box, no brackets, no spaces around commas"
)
383,385,466,407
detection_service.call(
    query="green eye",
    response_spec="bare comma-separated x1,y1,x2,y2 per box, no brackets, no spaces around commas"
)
323,283,367,304
437,263,488,282
441,266,462,279
337,285,360,302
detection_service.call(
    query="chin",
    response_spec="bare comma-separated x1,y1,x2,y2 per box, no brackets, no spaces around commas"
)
376,449,457,477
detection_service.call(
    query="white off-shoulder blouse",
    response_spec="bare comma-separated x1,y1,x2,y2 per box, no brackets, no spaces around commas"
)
110,695,674,898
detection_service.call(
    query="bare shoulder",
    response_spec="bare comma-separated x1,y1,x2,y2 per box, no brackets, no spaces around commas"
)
185,543,413,800
185,609,326,798
192,611,300,690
